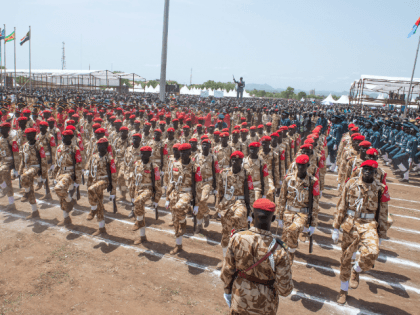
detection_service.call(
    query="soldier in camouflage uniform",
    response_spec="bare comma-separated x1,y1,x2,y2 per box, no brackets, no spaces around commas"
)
0,122,20,210
259,136,280,203
52,129,83,226
277,154,320,263
333,160,390,304
124,133,142,218
113,126,130,200
129,145,162,244
165,143,202,255
220,198,293,315
85,138,118,236
216,150,251,269
19,128,48,219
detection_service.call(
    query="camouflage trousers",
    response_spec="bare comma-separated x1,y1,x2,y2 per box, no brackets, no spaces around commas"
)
319,168,326,191
340,223,379,282
0,163,13,197
116,162,127,191
54,173,74,212
134,188,152,229
87,180,108,222
21,167,40,205
282,211,308,259
197,183,212,220
169,191,190,238
220,201,248,248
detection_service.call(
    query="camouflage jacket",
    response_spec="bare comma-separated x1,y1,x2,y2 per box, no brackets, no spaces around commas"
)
128,159,162,203
53,143,83,184
86,152,118,195
19,141,48,179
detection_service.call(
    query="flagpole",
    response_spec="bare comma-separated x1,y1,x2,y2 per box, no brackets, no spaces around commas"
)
29,26,31,92
0,29,2,89
14,27,16,88
404,34,420,118
4,24,6,90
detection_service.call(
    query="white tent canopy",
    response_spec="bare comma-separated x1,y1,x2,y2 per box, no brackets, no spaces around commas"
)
321,94,336,105
335,95,349,105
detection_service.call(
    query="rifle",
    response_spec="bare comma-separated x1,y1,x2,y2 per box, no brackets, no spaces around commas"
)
308,177,314,254
106,159,117,214
260,160,265,197
7,140,20,187
192,166,197,231
72,150,80,200
151,162,158,220
375,183,382,236
244,169,251,229
212,155,216,192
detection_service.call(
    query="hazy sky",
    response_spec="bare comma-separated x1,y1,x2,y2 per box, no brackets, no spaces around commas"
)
2,0,420,92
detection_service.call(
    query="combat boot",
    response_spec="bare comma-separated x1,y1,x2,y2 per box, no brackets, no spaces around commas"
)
26,210,40,219
350,269,359,289
20,192,29,203
35,181,43,191
216,261,223,270
169,245,183,255
194,222,202,234
204,215,210,228
134,236,147,245
132,220,141,231
128,210,134,219
92,227,107,236
0,189,6,198
57,216,72,226
86,210,97,221
5,203,16,211
337,290,348,304
39,193,52,201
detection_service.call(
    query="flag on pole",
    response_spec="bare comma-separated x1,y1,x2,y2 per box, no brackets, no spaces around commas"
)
4,31,15,43
0,29,4,40
20,31,30,46
408,17,420,38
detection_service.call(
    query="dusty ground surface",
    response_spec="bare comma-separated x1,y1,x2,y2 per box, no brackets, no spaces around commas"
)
1,161,420,315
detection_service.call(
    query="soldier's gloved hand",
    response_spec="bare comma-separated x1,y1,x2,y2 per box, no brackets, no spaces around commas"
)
333,144,337,150
160,171,164,176
13,170,18,177
165,200,170,209
193,206,199,215
85,170,89,177
49,165,55,171
277,220,283,228
110,195,116,200
41,178,46,183
164,186,167,190
74,183,79,188
409,158,413,164
308,226,315,236
337,183,341,190
332,228,339,244
247,216,253,223
223,293,232,308
213,190,218,195
153,202,158,208
379,238,382,246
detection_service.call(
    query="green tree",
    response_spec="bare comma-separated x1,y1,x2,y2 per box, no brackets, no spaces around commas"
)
297,91,307,99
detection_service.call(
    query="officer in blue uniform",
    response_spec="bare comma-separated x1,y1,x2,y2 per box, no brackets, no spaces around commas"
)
280,111,291,127
316,112,328,135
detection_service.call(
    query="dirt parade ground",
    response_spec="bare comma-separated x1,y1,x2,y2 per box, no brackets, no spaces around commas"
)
1,160,420,315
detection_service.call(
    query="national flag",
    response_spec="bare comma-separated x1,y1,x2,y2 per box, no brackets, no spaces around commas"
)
20,31,30,46
0,29,4,40
408,17,420,38
4,31,15,43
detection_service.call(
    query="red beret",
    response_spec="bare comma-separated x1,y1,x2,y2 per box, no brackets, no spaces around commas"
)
72,114,80,118
134,120,140,124
309,133,319,139
300,144,313,150
66,125,76,131
201,135,209,139
43,109,51,113
23,109,31,114
279,126,288,131
145,122,151,126
353,135,365,141
220,132,229,137
47,117,56,122
68,109,75,114
129,115,136,119
67,120,75,124
361,160,378,169
92,123,101,129
240,117,246,120
140,146,152,152
173,143,181,149
351,133,361,138
253,198,275,212
97,138,109,144
366,148,378,156
25,128,37,134
348,123,355,129
296,154,310,164
214,131,221,135
270,132,279,137
62,130,74,136
86,113,93,116
250,126,257,130
197,124,202,127
234,125,240,130
1,122,11,128
110,116,116,119
202,139,211,144
132,133,142,138
359,140,371,147
18,117,28,121
304,138,314,144
241,122,247,126
261,136,272,142
116,107,123,111
249,142,261,148
209,124,215,127
172,118,179,122
39,121,48,126
159,120,166,125
258,125,264,128
167,127,175,132
351,127,359,131
289,125,295,129
154,129,162,133
266,122,272,126
222,128,229,132
179,143,192,151
240,128,249,133
124,111,131,115
232,130,240,134
186,118,192,122
93,117,103,122
189,138,198,142
231,150,245,159
114,119,122,123
95,128,106,134
120,126,129,131
183,125,190,129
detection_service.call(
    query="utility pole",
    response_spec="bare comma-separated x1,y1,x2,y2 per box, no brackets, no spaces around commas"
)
404,35,420,117
190,68,192,86
159,0,170,102
61,42,66,70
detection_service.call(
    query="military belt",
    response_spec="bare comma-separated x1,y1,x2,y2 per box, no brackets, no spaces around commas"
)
347,210,375,220
96,175,108,180
30,164,40,168
286,205,309,213
237,272,275,286
4,157,13,160
63,166,74,171
202,177,213,183
139,183,152,188
152,159,161,163
180,187,191,192
234,196,245,200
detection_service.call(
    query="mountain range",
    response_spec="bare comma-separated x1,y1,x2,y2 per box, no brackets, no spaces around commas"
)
244,83,352,97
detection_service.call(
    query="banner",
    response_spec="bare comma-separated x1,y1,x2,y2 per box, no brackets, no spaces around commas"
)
200,90,209,98
214,90,224,98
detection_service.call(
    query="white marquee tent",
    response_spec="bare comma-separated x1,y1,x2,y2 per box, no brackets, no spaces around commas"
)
321,94,336,105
